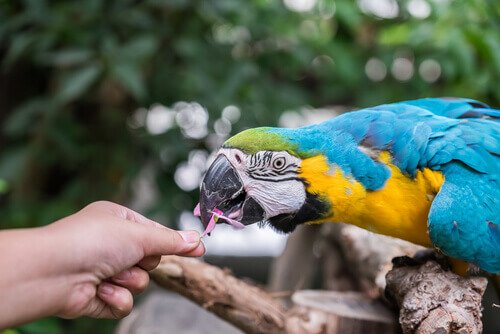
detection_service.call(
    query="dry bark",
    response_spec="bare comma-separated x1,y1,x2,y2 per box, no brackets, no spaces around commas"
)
328,224,488,333
386,261,488,334
150,256,285,334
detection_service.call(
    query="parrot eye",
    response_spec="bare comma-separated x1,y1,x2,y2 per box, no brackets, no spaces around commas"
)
272,156,286,170
235,153,243,164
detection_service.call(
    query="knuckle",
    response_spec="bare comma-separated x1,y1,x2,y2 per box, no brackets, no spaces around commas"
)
86,200,124,212
88,200,113,208
138,256,161,271
135,272,150,291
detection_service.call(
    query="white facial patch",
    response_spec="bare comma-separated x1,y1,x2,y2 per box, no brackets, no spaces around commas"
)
243,175,305,219
218,148,306,219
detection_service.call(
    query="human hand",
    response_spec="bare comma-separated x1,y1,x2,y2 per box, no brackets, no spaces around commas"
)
31,201,204,321
0,201,205,328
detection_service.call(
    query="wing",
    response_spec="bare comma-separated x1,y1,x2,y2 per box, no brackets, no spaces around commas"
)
326,97,499,177
427,162,500,273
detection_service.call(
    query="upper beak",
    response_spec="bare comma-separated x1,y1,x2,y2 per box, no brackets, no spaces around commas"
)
199,154,265,229
199,155,244,227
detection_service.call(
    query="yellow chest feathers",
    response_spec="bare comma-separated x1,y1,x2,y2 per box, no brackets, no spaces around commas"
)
298,153,444,247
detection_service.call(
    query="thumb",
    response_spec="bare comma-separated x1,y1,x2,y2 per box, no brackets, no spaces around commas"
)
136,225,204,257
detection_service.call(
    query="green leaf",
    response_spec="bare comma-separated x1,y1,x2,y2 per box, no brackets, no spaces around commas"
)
39,49,94,67
110,63,146,100
56,63,102,103
3,98,52,137
118,35,159,63
1,330,20,334
2,33,35,66
0,147,29,182
483,33,500,75
0,179,8,194
449,30,474,76
335,0,362,31
379,25,411,46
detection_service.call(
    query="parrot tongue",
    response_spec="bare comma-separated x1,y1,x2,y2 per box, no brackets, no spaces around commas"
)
193,203,245,236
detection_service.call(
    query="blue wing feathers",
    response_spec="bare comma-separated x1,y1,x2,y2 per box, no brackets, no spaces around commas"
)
348,98,500,177
428,163,500,273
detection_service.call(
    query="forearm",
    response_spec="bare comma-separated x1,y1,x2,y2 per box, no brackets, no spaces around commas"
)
0,226,80,329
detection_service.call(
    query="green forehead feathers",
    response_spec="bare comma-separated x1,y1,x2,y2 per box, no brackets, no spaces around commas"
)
223,127,298,155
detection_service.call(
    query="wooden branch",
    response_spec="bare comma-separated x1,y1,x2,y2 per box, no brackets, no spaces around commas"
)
386,260,488,334
150,256,286,334
150,256,397,334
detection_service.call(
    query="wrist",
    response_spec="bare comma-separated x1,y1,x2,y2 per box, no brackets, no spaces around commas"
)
0,226,86,328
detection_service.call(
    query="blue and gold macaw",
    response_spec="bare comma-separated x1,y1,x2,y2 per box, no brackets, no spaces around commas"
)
197,98,499,277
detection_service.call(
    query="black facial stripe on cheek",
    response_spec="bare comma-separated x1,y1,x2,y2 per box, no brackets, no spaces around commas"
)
252,172,275,177
251,171,297,178
250,176,303,183
275,169,298,176
268,192,330,233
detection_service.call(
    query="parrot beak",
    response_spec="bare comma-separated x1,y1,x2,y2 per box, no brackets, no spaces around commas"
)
199,154,265,229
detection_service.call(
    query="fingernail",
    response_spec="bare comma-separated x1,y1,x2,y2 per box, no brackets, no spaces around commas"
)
114,269,131,282
99,283,114,296
178,230,200,244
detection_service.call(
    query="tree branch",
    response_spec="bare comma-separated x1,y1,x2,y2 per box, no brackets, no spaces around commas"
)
150,256,397,334
150,256,286,334
386,261,487,334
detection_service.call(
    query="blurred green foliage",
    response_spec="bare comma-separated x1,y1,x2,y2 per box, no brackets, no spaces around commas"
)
0,0,499,333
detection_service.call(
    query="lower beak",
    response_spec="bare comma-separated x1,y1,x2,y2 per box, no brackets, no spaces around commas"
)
199,154,264,228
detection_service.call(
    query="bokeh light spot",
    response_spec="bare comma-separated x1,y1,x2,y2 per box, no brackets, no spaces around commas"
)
145,104,176,135
407,0,431,19
419,59,441,82
174,150,209,191
174,162,202,191
174,102,209,139
358,0,399,19
365,57,387,82
312,54,334,69
284,0,317,12
391,57,414,81
222,105,241,123
318,0,336,19
214,118,232,136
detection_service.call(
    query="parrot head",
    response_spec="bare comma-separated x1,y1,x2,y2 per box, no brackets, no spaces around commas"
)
198,127,331,233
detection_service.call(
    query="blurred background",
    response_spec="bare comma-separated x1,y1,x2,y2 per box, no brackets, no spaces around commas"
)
0,0,499,333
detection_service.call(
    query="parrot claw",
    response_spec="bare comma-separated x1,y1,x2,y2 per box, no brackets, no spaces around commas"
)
392,250,451,270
